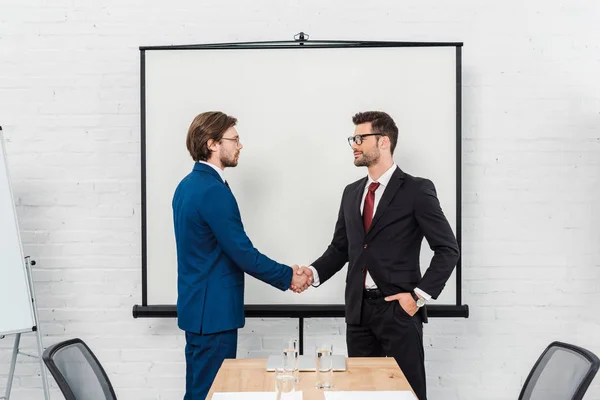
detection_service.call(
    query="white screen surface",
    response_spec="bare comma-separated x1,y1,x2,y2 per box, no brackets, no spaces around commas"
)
0,130,36,335
143,46,458,306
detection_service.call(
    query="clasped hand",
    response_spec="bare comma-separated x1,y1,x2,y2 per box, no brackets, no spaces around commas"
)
289,265,314,293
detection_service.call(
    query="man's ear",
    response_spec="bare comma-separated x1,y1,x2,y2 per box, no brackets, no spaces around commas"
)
207,138,218,152
379,135,390,150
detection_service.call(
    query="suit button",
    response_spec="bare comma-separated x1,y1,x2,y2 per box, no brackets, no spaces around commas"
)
363,244,368,249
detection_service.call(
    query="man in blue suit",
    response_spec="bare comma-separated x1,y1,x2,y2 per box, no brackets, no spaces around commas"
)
172,111,311,399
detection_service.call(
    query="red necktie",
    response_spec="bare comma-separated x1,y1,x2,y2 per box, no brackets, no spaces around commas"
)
363,182,380,232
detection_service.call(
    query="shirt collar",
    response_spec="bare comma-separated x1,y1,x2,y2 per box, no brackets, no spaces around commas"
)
366,163,397,189
198,161,226,183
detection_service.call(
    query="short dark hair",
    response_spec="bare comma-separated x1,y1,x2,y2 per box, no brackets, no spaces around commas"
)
186,111,237,161
352,111,398,154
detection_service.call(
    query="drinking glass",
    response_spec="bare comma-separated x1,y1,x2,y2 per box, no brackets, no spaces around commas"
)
316,343,333,389
282,338,299,383
275,367,296,399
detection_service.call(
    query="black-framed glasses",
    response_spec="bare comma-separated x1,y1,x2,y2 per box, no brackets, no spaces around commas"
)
347,133,381,146
221,137,241,146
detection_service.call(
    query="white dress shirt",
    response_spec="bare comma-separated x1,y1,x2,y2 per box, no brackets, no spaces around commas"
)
309,163,431,301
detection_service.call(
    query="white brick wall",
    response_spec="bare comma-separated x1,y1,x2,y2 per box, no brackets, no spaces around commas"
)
1,1,599,399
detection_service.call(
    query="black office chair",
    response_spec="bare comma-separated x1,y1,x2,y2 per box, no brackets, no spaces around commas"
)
519,341,599,400
42,338,117,400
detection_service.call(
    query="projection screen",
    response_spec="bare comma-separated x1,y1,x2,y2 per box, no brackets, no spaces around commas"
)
136,40,464,318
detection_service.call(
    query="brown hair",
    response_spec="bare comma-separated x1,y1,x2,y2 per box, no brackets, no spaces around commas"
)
186,111,237,161
352,111,398,154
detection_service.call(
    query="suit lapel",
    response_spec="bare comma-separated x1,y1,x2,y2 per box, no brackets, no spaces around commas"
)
352,177,368,234
367,167,405,235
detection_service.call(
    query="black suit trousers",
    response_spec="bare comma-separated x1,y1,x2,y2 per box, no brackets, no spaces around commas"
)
346,297,427,400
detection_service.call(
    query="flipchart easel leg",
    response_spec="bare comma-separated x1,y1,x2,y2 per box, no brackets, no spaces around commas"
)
2,258,51,400
25,258,50,400
2,333,21,400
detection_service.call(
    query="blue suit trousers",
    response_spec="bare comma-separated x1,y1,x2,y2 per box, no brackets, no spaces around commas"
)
184,329,238,400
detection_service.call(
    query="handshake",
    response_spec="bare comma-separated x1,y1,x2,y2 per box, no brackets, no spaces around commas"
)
289,265,314,293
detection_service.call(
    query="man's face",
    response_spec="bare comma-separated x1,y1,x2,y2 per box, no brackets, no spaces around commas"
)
351,122,380,167
219,127,242,168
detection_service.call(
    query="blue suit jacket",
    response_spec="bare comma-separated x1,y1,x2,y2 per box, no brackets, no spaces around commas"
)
173,162,293,335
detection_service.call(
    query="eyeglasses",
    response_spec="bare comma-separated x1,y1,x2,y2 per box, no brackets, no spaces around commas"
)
221,137,241,146
347,133,381,147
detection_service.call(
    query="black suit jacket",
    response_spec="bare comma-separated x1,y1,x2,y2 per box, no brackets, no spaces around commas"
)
312,167,460,324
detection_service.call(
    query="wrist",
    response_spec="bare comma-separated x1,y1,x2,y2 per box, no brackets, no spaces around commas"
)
411,291,426,307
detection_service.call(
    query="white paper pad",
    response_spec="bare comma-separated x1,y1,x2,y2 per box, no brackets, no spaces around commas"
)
324,391,416,400
212,391,302,400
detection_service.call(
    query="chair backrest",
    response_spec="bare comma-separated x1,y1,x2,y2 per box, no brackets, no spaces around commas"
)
42,338,117,400
519,341,599,400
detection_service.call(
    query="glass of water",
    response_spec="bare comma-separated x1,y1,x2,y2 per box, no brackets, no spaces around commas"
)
275,367,296,398
316,343,333,389
282,338,299,383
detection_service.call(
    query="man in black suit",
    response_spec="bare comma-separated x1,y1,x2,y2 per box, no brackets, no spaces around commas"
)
298,111,460,400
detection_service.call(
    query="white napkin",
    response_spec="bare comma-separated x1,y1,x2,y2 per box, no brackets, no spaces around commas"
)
324,391,416,400
212,391,302,399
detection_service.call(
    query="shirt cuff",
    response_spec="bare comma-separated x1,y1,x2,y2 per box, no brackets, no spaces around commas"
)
308,266,320,286
414,288,431,301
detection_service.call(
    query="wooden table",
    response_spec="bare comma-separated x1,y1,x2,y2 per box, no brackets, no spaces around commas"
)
207,357,416,399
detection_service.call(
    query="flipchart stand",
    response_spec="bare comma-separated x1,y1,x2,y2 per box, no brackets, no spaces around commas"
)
1,257,50,400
